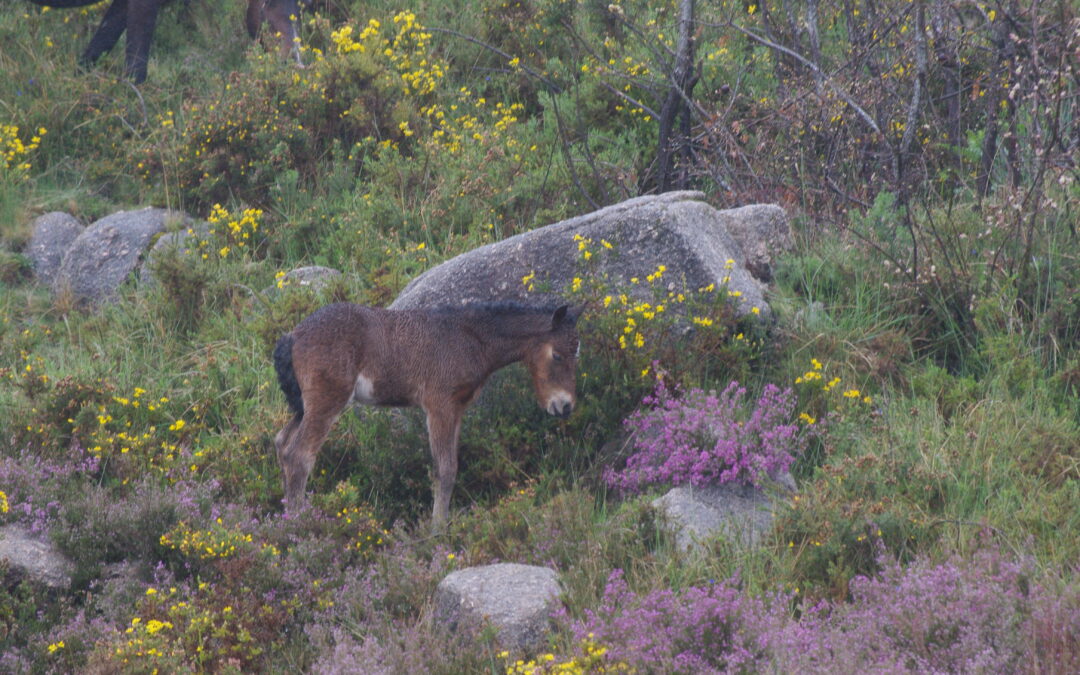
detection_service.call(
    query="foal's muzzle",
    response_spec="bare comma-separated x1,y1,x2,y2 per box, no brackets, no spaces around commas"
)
546,392,575,419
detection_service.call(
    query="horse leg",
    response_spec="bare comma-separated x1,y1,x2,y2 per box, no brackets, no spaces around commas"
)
80,0,128,68
279,390,347,508
274,412,301,467
244,0,262,39
425,407,462,531
279,412,335,508
271,0,303,65
123,0,162,83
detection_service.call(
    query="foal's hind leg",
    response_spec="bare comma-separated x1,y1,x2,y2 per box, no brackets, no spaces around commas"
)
274,413,301,467
81,0,128,68
124,0,162,83
280,395,349,508
280,413,338,507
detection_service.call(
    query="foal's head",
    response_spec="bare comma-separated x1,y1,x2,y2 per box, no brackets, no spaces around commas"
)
523,305,582,419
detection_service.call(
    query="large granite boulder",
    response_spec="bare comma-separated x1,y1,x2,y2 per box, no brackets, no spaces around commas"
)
391,192,789,319
434,563,561,652
52,207,190,304
25,212,84,286
717,203,791,282
0,524,74,589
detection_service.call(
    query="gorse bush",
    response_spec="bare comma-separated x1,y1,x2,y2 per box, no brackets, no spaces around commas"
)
501,637,631,674
567,250,768,386
91,575,294,673
558,241,770,449
144,8,541,217
605,377,804,494
0,125,43,176
0,124,45,239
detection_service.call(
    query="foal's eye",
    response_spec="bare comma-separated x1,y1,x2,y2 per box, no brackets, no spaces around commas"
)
552,352,564,363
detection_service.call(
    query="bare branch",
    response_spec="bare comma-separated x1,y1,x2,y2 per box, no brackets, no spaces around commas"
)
594,80,660,120
427,26,562,94
724,20,883,137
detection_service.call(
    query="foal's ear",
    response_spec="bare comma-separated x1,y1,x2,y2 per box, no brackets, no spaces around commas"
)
551,305,569,329
551,304,583,329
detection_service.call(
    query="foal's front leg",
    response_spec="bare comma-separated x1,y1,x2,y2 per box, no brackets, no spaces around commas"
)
425,406,463,531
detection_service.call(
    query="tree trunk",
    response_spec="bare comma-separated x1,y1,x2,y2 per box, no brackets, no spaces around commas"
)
655,0,697,192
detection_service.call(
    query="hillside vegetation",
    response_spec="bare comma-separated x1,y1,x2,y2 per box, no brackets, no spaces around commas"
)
1,1,1078,672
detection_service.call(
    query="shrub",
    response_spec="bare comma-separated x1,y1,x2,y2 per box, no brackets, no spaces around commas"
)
89,574,295,674
776,543,1080,673
605,377,804,493
304,538,480,674
53,477,217,576
563,569,784,674
556,544,1080,674
0,444,99,534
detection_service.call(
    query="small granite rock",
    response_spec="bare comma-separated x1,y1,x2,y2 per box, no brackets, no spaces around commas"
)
652,476,794,553
282,266,343,290
139,221,211,284
0,524,74,589
717,204,792,282
434,563,561,652
53,207,192,304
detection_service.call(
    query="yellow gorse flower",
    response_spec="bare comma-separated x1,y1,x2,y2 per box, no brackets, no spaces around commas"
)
1,124,46,174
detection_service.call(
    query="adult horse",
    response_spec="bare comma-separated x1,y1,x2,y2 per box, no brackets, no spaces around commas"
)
24,0,310,83
273,302,582,530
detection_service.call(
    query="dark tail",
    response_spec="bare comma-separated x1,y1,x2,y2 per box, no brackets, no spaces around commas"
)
273,334,304,417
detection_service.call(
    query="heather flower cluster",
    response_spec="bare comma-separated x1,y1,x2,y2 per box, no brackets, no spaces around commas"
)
566,569,782,673
561,544,1080,674
605,376,803,492
0,445,100,533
